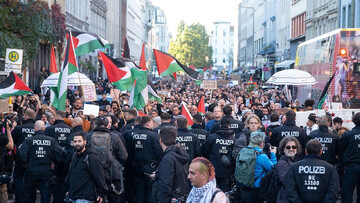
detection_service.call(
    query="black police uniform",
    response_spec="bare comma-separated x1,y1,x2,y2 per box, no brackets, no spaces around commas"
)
18,130,63,203
211,115,244,134
129,127,163,203
190,123,209,150
123,124,142,203
120,118,136,134
11,118,35,202
45,119,73,203
285,154,340,203
338,125,360,202
308,126,338,165
176,128,201,161
270,120,308,150
203,128,236,191
153,122,174,134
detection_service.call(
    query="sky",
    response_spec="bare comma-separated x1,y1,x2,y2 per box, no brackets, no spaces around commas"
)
151,0,239,37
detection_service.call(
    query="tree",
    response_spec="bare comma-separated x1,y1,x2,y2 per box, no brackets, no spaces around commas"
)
0,0,66,62
168,21,212,68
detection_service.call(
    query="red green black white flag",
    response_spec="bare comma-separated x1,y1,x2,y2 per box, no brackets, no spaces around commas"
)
197,95,205,115
0,71,32,99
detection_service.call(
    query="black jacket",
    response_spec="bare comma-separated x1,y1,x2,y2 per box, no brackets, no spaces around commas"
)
338,125,360,166
120,118,136,134
18,130,63,176
211,115,244,134
154,144,190,203
285,154,339,203
45,120,73,148
66,148,107,201
129,127,163,173
176,128,200,162
12,119,36,174
203,128,236,178
153,122,174,134
12,119,35,147
308,126,339,165
190,124,209,148
270,121,308,150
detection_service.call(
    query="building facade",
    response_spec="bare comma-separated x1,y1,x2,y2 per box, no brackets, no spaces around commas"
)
339,0,360,28
289,0,307,60
305,0,338,40
210,21,232,73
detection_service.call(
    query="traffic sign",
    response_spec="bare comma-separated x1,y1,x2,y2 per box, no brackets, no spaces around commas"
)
5,49,23,74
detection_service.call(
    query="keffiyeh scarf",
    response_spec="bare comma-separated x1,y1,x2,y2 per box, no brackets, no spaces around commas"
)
186,179,217,203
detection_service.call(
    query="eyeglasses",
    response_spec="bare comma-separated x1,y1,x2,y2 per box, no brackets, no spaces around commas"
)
285,145,297,150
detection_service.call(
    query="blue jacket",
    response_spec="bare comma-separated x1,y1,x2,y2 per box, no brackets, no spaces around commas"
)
205,119,219,132
253,147,277,187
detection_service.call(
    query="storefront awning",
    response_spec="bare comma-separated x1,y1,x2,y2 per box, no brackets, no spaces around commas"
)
275,60,295,68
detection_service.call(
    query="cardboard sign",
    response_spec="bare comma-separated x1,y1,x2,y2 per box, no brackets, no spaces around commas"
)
203,80,217,89
0,98,10,113
81,85,97,102
83,104,99,117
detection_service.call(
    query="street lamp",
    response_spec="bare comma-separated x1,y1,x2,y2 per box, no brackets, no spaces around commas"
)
240,6,255,71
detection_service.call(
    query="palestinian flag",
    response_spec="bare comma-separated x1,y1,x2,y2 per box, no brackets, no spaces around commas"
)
129,70,148,110
52,31,78,111
49,44,58,105
68,30,109,56
138,111,148,116
147,80,162,104
153,49,199,79
197,95,205,115
0,72,32,99
139,42,146,70
123,37,131,59
317,74,335,109
181,102,193,127
170,72,177,80
50,44,58,74
99,52,133,91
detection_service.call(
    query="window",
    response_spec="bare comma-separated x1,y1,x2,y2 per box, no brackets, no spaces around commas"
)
342,7,346,28
223,49,226,54
215,48,217,54
222,58,226,63
348,5,352,28
223,30,226,37
215,58,217,63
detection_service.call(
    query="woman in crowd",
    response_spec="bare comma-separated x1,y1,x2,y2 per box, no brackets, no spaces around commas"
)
275,136,302,203
232,114,263,159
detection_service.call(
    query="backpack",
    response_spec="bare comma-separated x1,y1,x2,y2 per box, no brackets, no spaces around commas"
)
234,147,259,189
90,131,113,168
257,168,281,203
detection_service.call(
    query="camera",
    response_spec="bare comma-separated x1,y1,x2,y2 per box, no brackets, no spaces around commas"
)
0,113,15,129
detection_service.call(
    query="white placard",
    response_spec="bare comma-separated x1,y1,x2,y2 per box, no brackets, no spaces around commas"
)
83,104,99,117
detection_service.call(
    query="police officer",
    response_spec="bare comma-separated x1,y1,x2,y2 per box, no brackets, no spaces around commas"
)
45,111,73,203
11,109,36,202
123,116,143,203
211,105,244,134
129,116,163,203
203,118,236,191
338,112,360,202
190,114,209,151
175,117,200,161
285,139,339,202
18,120,63,203
270,110,308,151
308,115,338,166
120,109,137,134
153,112,174,134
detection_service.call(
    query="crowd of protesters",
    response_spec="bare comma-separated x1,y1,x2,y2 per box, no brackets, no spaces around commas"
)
0,75,358,203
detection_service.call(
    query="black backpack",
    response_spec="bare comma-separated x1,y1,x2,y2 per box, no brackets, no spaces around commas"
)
258,168,281,203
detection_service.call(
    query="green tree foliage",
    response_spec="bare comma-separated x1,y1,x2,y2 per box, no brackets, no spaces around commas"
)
168,21,212,68
0,0,66,61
